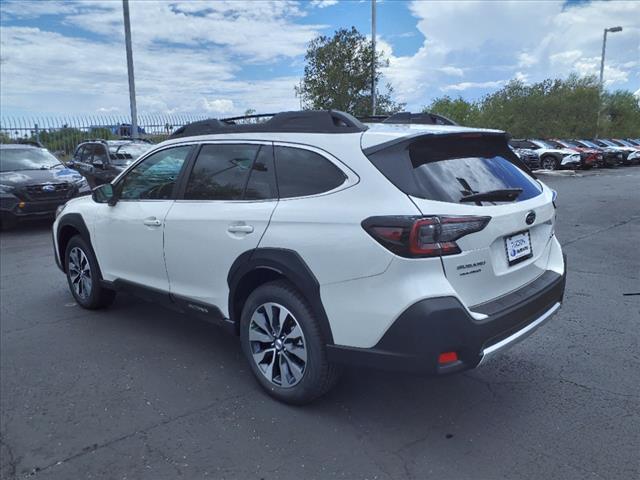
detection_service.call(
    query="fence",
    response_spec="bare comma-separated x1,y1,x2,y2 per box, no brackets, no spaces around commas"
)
0,114,210,161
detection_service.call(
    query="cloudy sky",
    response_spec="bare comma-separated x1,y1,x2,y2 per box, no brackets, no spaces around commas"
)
1,0,638,118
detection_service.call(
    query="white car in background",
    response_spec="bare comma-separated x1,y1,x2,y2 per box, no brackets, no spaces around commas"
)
509,139,579,170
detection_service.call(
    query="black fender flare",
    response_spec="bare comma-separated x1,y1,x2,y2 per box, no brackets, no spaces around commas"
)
227,248,334,344
55,213,92,272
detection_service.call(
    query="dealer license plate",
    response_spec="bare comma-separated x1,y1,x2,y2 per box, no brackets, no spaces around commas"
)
505,230,532,265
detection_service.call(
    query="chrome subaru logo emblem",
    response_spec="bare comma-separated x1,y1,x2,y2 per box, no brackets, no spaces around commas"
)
525,211,536,225
42,184,55,192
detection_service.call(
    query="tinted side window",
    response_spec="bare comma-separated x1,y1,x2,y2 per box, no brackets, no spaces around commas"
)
184,144,260,200
244,146,277,200
119,146,191,200
80,145,94,162
274,147,346,198
93,144,108,164
73,146,84,161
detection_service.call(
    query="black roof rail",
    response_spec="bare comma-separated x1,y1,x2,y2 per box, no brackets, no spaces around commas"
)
384,111,458,126
357,115,390,123
359,111,458,126
220,113,276,124
169,110,368,138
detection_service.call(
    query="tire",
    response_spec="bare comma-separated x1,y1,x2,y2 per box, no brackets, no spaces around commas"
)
240,280,341,405
64,235,116,309
541,155,558,170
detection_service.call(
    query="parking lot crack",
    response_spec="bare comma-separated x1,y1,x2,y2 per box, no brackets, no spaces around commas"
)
557,376,639,400
561,215,640,247
17,392,248,478
0,438,19,479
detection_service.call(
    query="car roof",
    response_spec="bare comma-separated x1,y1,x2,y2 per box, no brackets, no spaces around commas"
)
0,144,41,150
155,122,505,156
360,123,504,151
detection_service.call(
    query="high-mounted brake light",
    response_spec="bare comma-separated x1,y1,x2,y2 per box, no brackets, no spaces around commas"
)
363,215,491,258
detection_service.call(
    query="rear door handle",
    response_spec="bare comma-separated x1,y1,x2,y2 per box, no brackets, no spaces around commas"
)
227,225,254,234
143,217,162,227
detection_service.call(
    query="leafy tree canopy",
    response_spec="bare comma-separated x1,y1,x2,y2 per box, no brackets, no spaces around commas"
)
296,27,404,116
424,75,640,138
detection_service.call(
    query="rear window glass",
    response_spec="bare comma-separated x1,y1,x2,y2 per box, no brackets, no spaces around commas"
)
275,146,346,198
366,134,542,204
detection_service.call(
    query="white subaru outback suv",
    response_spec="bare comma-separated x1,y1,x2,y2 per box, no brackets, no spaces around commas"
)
53,111,566,404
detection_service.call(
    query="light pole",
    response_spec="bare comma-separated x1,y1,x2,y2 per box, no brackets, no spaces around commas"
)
371,0,376,116
122,0,138,139
596,26,622,138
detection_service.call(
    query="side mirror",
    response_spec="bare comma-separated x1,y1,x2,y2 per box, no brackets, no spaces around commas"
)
92,183,117,205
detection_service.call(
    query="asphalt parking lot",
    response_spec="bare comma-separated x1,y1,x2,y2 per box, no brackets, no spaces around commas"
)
1,168,639,480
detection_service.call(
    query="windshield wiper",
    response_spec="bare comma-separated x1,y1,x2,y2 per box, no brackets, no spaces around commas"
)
460,188,523,203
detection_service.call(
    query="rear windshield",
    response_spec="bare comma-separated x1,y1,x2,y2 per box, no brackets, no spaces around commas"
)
365,134,542,204
109,143,150,164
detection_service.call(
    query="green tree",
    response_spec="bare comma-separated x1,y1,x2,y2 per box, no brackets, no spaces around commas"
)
423,75,640,139
423,96,481,126
601,90,640,138
296,27,404,116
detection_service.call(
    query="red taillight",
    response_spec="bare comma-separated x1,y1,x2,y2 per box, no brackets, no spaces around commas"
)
438,351,459,364
363,215,490,258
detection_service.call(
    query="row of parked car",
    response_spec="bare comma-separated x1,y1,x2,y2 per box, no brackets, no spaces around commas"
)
1,130,639,230
509,138,640,170
0,139,152,229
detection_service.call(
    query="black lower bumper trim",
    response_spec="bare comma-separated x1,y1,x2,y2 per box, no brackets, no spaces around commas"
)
327,259,566,375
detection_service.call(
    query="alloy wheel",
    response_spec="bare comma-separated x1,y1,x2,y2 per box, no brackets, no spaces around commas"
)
68,247,92,299
542,156,556,170
248,302,308,388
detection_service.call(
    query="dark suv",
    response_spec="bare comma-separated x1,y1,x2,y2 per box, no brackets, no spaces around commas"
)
70,140,151,187
0,144,90,229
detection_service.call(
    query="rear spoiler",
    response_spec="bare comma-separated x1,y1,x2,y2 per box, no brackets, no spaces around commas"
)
363,131,535,177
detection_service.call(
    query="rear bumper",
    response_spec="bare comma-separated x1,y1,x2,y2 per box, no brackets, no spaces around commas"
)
327,256,566,374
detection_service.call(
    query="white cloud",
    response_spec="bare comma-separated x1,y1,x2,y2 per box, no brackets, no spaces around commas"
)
0,25,299,116
310,0,339,8
438,66,464,77
1,0,639,117
514,71,529,83
441,80,506,92
59,0,323,62
0,1,320,116
381,0,640,108
201,99,235,114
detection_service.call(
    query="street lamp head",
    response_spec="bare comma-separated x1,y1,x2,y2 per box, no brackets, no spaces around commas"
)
607,26,623,33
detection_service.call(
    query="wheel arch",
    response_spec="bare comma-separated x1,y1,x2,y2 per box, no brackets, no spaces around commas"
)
227,248,334,344
541,153,560,169
56,213,92,273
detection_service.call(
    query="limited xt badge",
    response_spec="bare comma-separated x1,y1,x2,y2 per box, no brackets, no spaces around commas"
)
456,260,486,276
525,211,536,225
